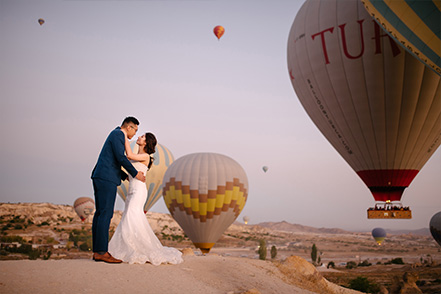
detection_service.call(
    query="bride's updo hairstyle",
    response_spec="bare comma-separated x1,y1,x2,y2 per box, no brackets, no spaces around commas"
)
144,132,157,170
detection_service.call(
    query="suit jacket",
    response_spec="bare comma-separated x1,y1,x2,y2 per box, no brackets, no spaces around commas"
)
91,127,138,185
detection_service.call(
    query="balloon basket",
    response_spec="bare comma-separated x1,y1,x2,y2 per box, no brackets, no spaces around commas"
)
367,202,412,219
193,242,215,254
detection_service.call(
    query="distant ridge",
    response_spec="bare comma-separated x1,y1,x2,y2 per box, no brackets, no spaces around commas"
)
256,221,351,235
255,220,431,236
385,228,430,236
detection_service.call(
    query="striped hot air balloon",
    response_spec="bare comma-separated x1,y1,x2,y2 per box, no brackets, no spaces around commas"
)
213,25,225,40
361,0,440,75
163,153,248,253
73,197,95,221
287,0,441,216
118,142,174,212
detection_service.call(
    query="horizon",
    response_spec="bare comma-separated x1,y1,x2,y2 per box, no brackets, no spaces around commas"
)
0,201,433,235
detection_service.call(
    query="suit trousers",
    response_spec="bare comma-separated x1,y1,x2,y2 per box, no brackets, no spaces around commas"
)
92,178,117,253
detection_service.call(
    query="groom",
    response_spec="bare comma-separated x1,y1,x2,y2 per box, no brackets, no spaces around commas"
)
91,116,146,263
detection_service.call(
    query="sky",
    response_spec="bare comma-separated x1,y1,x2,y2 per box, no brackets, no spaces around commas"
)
1,0,440,232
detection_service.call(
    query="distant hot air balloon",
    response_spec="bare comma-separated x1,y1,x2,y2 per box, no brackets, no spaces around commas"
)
118,142,174,212
287,0,441,218
243,215,250,225
38,18,44,26
372,227,387,245
429,211,441,246
262,166,268,173
213,25,225,40
73,197,95,221
163,153,248,253
361,0,440,75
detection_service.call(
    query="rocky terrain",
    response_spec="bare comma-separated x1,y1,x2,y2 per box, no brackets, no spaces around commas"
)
1,202,440,293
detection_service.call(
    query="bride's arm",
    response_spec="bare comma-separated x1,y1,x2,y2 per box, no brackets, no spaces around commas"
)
124,135,150,162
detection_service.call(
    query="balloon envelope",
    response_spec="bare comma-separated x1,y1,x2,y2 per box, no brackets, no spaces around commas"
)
118,142,174,212
372,227,387,245
361,0,440,75
163,153,248,253
243,215,250,224
73,197,95,221
429,211,441,246
38,18,44,26
287,0,441,204
213,25,225,40
262,166,268,173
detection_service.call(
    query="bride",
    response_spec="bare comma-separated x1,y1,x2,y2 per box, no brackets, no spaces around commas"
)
108,131,183,265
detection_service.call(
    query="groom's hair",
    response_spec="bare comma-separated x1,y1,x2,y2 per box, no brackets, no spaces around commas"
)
121,116,139,127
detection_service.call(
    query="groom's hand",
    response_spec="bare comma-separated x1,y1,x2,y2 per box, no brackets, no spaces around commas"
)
136,171,146,182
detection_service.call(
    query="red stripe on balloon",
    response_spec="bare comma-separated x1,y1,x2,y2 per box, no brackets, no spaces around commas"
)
357,169,419,202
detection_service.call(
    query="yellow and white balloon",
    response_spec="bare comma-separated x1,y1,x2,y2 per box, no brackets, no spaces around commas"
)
163,153,249,253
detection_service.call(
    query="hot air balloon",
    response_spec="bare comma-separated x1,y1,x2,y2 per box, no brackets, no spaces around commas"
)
287,0,441,219
73,197,95,221
118,142,174,212
213,25,225,40
361,0,440,75
371,227,387,245
262,166,268,173
38,18,44,26
429,211,441,246
243,215,250,225
163,153,248,253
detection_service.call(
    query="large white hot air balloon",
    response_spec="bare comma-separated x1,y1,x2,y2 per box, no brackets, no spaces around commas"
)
287,0,441,218
163,153,248,253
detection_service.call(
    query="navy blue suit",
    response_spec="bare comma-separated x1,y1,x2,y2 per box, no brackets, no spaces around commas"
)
91,127,138,253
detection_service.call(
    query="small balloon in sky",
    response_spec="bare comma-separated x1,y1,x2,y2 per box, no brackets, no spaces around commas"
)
38,18,45,26
262,166,268,173
213,25,225,40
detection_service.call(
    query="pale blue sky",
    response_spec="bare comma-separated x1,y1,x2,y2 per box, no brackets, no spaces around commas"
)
1,0,440,231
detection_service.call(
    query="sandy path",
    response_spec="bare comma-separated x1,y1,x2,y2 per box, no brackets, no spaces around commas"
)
0,255,317,294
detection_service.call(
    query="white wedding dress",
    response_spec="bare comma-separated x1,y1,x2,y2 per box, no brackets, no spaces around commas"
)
109,161,183,265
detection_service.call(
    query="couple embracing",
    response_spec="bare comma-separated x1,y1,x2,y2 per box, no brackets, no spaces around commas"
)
91,116,183,265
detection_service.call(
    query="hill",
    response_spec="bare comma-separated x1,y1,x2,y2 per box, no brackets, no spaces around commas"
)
256,221,351,235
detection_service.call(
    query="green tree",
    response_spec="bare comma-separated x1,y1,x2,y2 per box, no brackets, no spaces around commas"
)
270,245,277,259
390,257,404,264
358,259,372,267
311,243,317,265
346,261,358,269
348,276,380,293
327,261,335,269
258,239,267,260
